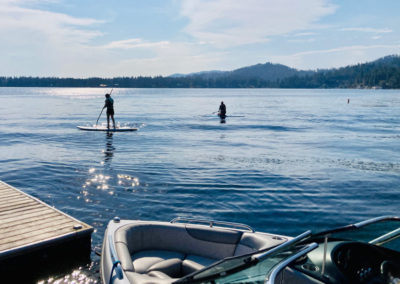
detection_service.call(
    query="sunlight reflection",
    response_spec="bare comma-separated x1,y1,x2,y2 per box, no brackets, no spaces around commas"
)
117,174,140,188
40,267,99,283
40,87,108,99
80,169,115,203
80,170,140,204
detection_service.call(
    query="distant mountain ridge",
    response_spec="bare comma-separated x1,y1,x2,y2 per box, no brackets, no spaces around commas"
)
167,54,400,88
228,63,314,81
169,62,314,81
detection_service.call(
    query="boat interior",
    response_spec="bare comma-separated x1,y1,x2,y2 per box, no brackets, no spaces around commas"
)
101,217,288,284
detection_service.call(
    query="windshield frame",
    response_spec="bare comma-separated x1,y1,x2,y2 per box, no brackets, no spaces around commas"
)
311,216,400,239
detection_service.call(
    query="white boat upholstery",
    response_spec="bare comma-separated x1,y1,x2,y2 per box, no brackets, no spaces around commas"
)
113,222,286,283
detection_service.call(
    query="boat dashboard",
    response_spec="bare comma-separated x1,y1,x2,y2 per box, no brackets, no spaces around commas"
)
292,240,400,284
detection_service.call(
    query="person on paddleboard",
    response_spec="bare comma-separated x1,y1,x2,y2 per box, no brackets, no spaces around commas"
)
103,93,115,129
218,101,226,117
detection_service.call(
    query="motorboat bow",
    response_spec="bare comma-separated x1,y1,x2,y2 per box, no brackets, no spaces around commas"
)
101,217,289,284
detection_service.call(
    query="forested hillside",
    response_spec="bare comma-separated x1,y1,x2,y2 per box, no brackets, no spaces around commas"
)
278,55,400,88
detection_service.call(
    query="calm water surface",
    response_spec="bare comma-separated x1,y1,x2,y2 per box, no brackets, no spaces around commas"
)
0,87,399,282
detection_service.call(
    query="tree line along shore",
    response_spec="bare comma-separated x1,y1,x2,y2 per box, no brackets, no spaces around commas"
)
1,55,399,89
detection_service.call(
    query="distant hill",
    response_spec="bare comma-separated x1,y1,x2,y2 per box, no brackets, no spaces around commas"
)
1,55,400,88
171,62,313,82
229,63,313,81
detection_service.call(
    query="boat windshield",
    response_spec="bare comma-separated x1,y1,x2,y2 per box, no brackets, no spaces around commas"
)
175,217,400,284
175,231,314,284
311,216,400,252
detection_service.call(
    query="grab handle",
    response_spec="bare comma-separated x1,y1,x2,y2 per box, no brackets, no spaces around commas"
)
170,217,255,232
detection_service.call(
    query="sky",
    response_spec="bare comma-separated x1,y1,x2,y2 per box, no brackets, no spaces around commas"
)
0,0,399,77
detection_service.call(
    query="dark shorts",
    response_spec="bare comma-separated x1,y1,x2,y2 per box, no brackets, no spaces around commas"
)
107,108,114,116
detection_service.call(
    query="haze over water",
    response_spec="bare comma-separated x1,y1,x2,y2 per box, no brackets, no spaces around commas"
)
0,87,399,280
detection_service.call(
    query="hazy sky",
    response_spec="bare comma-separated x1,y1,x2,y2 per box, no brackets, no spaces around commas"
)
1,0,399,77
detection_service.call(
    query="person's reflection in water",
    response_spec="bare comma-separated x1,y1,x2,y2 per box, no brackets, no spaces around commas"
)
104,132,115,164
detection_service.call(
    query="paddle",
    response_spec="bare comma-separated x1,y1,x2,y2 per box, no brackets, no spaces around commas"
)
95,108,104,126
95,88,114,126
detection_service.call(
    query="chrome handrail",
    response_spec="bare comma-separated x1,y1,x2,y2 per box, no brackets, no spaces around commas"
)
170,217,255,232
369,227,400,246
313,215,400,238
354,216,400,228
266,242,318,284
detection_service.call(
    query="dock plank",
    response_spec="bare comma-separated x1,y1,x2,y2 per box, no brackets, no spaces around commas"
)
0,198,32,209
0,188,23,194
0,224,80,251
0,212,61,230
0,203,44,217
1,219,76,241
0,207,60,224
0,191,24,199
0,180,93,261
0,207,56,226
0,219,77,248
3,215,70,235
0,198,36,207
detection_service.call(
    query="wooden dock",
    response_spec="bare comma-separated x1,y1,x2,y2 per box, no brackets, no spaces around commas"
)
0,180,93,282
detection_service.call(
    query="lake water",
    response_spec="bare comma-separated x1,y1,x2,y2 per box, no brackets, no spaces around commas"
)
0,87,399,282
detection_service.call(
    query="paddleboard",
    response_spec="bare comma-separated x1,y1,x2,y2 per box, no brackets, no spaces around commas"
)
77,125,138,132
216,114,245,118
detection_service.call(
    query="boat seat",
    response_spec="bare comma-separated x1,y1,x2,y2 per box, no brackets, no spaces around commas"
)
114,222,286,282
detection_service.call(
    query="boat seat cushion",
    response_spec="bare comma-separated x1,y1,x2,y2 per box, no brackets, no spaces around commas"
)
147,270,171,279
130,249,217,278
125,271,177,284
182,254,217,275
132,250,184,277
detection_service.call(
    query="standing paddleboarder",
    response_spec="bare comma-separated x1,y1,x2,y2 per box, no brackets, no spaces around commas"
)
218,101,226,118
103,93,115,129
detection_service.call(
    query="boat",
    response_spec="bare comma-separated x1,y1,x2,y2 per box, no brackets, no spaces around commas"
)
101,217,289,284
101,216,400,283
